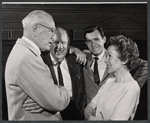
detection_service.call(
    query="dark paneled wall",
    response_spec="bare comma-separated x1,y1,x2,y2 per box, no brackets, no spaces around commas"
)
2,4,147,29
2,4,147,120
2,4,147,57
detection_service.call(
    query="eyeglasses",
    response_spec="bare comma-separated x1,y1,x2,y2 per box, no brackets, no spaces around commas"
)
37,23,55,34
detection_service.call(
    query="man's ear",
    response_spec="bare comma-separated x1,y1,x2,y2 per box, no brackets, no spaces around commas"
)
103,36,106,43
32,24,38,37
85,41,88,46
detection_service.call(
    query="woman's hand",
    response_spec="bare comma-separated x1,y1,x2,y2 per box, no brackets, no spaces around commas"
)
88,115,100,121
84,102,97,120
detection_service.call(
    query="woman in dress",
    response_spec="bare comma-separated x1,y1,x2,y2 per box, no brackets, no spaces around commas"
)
84,35,140,121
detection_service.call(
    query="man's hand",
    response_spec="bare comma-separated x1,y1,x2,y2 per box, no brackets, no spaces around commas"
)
23,98,44,113
70,46,87,65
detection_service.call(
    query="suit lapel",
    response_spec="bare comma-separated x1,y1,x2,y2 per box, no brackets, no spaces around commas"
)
84,53,100,89
66,59,78,100
42,54,58,85
85,51,110,87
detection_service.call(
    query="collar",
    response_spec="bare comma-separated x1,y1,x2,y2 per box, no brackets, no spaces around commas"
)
61,58,67,67
22,36,41,56
92,49,106,61
50,53,58,65
50,53,67,66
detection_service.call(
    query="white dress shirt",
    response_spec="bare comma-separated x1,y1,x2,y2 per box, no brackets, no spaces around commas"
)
50,54,72,97
91,49,107,81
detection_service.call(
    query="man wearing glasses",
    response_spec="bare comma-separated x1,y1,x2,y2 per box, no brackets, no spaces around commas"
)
5,10,70,121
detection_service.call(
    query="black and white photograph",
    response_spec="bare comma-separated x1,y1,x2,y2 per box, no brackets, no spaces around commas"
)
1,1,148,121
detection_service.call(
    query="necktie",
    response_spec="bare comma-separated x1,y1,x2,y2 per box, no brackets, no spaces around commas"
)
94,57,100,85
57,62,64,86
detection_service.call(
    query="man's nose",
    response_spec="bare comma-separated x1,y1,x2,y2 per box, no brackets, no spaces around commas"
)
57,42,63,49
91,40,96,46
51,33,55,39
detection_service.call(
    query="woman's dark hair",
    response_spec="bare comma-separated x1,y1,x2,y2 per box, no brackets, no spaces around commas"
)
105,35,139,70
83,25,104,39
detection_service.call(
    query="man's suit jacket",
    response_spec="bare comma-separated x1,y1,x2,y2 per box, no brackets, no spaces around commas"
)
131,58,148,120
130,58,148,88
5,38,70,120
83,50,112,104
41,53,86,120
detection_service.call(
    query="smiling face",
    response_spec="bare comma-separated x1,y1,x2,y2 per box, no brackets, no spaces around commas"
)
105,45,124,74
85,30,106,56
50,28,69,62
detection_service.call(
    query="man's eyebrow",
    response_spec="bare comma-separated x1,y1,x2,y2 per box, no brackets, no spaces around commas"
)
93,37,99,40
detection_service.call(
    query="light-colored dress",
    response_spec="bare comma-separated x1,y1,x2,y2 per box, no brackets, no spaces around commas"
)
91,73,140,120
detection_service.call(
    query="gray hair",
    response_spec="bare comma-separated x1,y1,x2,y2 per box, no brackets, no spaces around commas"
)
22,10,53,28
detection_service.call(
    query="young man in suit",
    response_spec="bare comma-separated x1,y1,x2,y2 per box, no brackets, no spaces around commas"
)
4,10,70,120
71,25,112,104
23,27,86,120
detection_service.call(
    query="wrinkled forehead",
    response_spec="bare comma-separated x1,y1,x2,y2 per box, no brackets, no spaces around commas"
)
53,29,69,43
44,16,55,29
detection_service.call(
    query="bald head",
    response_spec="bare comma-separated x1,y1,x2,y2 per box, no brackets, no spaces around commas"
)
55,27,69,43
50,27,70,62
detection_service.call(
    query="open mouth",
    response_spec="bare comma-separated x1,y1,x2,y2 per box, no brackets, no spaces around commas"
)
107,64,111,68
55,49,64,55
92,46,99,50
48,42,52,46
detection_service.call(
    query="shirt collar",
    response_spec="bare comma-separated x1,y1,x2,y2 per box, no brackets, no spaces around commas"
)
22,36,41,55
92,49,106,61
50,53,58,65
61,58,67,66
50,53,67,66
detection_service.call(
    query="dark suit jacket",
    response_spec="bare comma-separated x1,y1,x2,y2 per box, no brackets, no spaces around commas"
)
41,53,86,120
131,58,148,120
130,58,148,88
83,50,112,104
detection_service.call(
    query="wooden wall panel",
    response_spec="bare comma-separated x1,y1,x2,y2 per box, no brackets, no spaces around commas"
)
2,4,147,30
2,3,147,65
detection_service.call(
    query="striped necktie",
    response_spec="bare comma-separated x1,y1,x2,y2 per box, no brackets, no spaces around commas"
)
57,62,64,86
